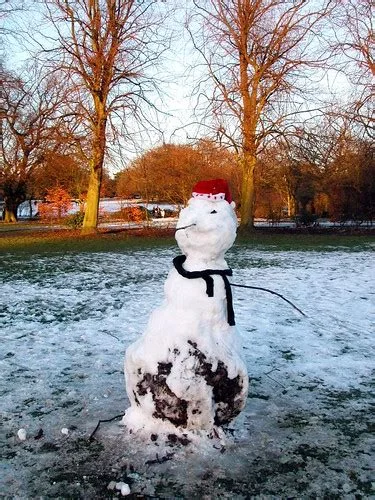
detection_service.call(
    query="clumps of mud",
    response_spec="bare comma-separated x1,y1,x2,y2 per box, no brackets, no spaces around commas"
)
133,340,245,428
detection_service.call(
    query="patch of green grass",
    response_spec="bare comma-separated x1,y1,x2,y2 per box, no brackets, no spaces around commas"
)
294,443,332,465
1,223,374,256
277,412,311,429
236,231,375,251
281,349,297,361
0,227,176,256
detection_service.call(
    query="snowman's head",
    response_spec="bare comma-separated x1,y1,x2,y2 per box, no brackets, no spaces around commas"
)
175,179,237,261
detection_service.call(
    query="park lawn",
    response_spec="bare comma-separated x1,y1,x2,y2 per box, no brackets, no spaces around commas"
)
1,231,374,497
1,222,374,255
0,225,176,255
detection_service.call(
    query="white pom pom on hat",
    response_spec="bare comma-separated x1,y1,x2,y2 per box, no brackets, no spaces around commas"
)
192,178,232,203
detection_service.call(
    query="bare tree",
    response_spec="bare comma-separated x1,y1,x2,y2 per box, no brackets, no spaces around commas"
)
333,0,374,138
188,0,336,231
338,0,374,78
260,114,375,223
0,1,26,20
0,67,66,222
42,0,170,232
0,0,30,38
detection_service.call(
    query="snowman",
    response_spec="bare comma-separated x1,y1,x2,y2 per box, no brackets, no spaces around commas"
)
123,179,248,435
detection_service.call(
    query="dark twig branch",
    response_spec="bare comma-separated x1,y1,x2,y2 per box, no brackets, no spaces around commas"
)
145,452,175,465
101,330,121,342
89,413,124,442
264,368,287,389
230,283,307,317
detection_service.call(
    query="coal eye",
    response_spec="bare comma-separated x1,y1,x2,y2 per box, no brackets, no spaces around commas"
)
210,210,217,214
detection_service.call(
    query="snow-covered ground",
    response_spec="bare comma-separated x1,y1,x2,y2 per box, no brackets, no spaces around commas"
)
16,198,179,219
1,241,374,498
15,198,374,228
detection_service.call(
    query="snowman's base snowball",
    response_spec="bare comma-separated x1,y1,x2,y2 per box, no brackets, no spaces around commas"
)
125,339,247,433
186,340,245,426
136,361,189,427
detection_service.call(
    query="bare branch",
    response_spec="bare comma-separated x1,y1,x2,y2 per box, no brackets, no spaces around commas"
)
187,0,336,230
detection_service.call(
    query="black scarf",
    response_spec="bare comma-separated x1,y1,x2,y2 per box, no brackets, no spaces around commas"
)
173,254,235,326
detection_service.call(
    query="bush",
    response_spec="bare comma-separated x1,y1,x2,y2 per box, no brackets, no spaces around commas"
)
65,212,85,229
295,212,318,227
39,187,73,221
115,206,149,222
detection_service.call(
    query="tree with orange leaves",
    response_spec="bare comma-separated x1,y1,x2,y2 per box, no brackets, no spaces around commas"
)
38,186,72,221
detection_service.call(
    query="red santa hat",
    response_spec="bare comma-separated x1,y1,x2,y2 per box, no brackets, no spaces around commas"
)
192,178,232,203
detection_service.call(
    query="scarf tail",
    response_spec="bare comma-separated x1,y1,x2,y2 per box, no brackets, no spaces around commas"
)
173,255,235,326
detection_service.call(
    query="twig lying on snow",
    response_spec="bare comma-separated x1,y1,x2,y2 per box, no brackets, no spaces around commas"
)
264,368,287,390
101,330,121,342
230,283,307,317
145,452,175,465
89,414,124,441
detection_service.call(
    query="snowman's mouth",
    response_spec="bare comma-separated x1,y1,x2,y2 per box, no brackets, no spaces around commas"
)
175,223,197,232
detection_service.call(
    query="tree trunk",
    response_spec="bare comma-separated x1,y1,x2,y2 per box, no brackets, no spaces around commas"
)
239,154,256,232
82,103,107,233
83,165,102,232
3,199,19,223
287,193,293,217
2,180,27,223
28,199,33,219
238,49,257,233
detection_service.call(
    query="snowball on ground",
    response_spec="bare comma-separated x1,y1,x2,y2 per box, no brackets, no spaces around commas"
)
17,429,27,441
